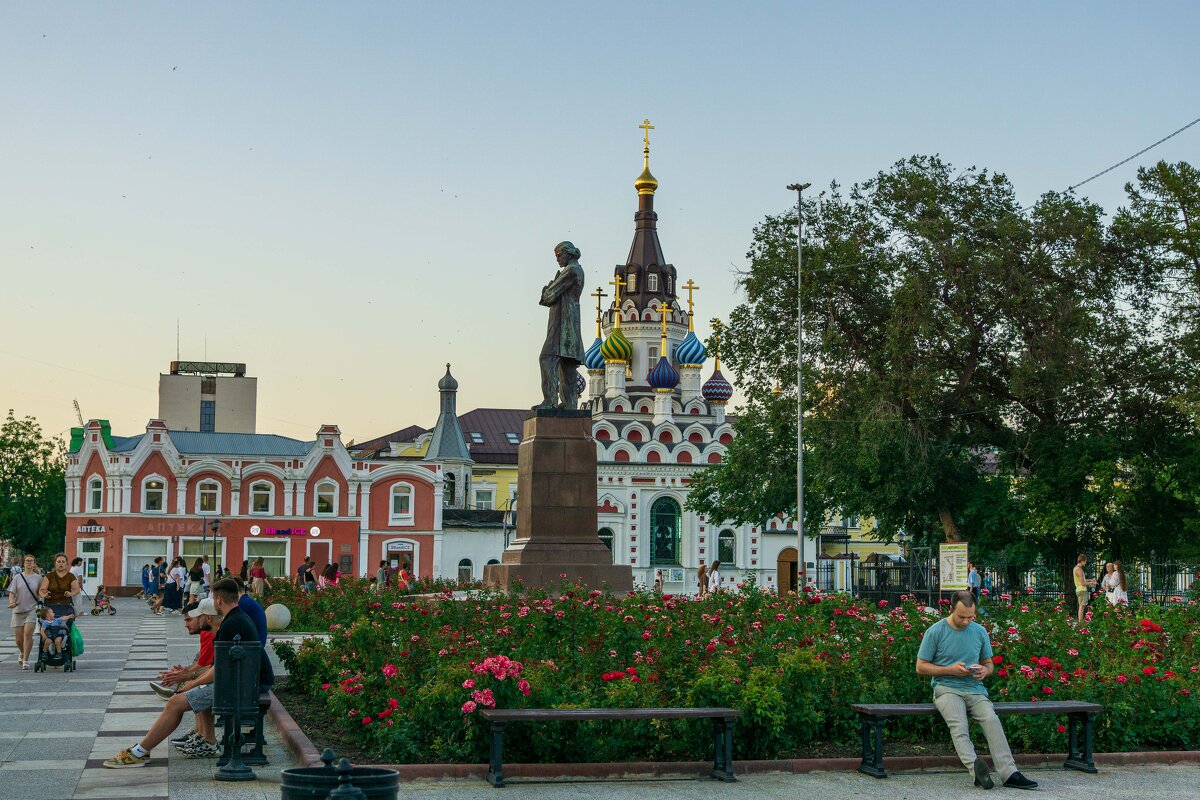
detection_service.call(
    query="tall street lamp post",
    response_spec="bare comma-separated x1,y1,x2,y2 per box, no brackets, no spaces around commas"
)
210,519,221,575
787,182,811,593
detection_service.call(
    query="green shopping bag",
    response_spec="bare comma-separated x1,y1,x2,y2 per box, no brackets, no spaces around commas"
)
69,624,85,656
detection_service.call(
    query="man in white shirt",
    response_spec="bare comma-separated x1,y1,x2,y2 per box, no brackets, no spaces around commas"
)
200,556,212,598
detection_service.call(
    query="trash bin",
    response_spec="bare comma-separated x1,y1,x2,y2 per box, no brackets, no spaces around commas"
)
280,750,400,800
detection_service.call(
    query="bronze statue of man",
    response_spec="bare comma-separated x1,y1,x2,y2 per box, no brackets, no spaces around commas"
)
537,241,585,409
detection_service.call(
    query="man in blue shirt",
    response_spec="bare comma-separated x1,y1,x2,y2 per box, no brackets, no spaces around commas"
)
967,562,981,604
916,590,1036,790
232,576,271,686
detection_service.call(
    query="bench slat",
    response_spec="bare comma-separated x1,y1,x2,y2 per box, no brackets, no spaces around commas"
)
852,701,1102,717
480,707,741,723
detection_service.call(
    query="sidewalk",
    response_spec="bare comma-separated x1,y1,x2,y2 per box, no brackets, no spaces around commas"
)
0,596,298,800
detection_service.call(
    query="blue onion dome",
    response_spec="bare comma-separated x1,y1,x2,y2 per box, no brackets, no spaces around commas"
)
584,337,605,370
675,331,707,366
702,369,733,403
575,372,586,395
600,327,633,362
647,355,680,390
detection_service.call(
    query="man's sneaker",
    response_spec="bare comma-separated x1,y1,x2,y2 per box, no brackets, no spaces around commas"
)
180,740,220,759
103,747,150,768
150,682,175,700
1003,772,1039,790
973,757,994,790
170,731,201,749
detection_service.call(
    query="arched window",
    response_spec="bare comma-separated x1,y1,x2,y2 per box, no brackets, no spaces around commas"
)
315,481,337,515
718,529,736,566
389,483,414,524
197,480,219,514
597,527,615,554
650,497,682,566
457,558,473,584
88,477,103,512
486,559,500,566
647,273,659,292
142,477,165,513
444,473,456,507
626,272,637,293
249,481,273,515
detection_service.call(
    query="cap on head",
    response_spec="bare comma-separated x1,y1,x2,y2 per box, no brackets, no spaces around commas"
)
188,598,218,618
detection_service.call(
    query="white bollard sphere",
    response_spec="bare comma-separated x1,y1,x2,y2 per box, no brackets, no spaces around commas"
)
265,604,292,631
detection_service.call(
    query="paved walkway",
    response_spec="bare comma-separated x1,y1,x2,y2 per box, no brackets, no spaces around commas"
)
0,597,297,800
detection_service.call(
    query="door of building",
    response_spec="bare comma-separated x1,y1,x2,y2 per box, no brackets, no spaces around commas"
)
77,539,103,597
308,540,332,575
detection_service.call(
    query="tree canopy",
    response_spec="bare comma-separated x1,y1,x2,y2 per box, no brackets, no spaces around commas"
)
688,156,1199,562
0,410,67,562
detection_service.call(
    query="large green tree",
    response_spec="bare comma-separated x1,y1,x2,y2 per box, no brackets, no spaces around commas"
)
688,156,1198,564
0,411,67,562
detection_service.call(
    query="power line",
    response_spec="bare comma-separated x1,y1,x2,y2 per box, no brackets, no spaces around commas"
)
1067,114,1200,193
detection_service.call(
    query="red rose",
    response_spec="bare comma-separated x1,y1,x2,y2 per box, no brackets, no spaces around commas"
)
992,655,1003,664
1057,724,1066,733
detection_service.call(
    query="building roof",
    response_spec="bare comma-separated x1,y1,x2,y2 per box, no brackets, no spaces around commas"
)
350,425,429,457
166,431,313,456
459,408,527,465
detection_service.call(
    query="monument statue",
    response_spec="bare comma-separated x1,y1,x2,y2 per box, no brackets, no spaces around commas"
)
536,241,585,409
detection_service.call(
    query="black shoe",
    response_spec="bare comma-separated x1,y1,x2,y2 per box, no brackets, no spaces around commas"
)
1003,772,1038,790
974,757,994,790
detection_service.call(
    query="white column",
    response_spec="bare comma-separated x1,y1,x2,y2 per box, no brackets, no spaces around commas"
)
175,478,188,516
120,478,133,514
347,481,359,517
358,530,369,577
652,389,673,426
588,369,606,399
711,403,726,425
433,484,444,531
284,481,295,516
679,365,702,407
359,483,371,529
230,481,241,517
294,484,307,517
604,361,628,400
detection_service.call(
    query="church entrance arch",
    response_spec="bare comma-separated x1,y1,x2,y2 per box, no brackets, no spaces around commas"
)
777,547,798,595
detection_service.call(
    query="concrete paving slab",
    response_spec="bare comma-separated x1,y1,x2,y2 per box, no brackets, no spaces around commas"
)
0,766,84,800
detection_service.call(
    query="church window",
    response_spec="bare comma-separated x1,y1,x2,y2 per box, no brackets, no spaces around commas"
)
648,345,659,363
627,272,637,293
718,529,736,566
457,558,473,584
667,277,673,293
647,273,659,292
444,473,456,506
597,528,615,559
650,497,682,566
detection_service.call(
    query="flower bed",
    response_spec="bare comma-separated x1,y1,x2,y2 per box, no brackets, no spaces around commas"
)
273,581,1200,764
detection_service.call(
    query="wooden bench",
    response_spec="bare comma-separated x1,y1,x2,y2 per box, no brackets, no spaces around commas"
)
478,707,741,787
851,701,1103,778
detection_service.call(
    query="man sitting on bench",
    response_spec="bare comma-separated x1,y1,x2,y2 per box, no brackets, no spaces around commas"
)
916,589,1037,790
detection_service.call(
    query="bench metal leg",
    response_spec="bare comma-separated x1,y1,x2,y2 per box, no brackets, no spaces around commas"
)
1063,712,1098,773
857,715,888,778
710,717,736,781
486,722,506,787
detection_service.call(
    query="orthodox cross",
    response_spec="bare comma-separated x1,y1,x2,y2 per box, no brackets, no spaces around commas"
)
608,275,626,327
682,279,700,331
659,301,672,355
639,118,654,152
590,286,608,336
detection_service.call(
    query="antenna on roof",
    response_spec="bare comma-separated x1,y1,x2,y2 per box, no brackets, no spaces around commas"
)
73,399,84,426
176,318,180,361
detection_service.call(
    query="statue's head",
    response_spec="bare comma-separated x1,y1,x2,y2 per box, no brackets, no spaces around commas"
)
555,240,581,266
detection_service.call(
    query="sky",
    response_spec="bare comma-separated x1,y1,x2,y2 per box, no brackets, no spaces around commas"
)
2,2,1197,445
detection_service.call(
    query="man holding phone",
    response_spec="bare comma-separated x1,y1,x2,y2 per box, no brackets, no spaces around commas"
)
916,590,1037,790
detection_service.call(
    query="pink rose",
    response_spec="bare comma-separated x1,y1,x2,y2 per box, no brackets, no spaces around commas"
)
461,700,477,714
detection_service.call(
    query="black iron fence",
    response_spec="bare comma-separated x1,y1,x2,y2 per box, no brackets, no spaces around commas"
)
821,554,1200,608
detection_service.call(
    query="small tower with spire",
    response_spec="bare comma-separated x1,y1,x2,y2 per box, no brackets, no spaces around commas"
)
676,278,708,406
647,301,680,424
584,286,608,402
601,274,632,402
426,364,473,509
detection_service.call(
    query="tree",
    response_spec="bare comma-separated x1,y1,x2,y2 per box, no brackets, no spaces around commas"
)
0,411,67,562
688,155,1197,568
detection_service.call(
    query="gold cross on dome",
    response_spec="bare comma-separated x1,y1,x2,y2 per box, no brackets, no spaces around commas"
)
682,279,700,330
659,301,671,347
609,274,626,327
590,286,608,335
639,118,654,150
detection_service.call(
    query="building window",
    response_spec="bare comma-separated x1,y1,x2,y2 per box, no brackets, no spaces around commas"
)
667,277,673,294
648,345,659,364
141,478,165,513
597,527,615,555
718,529,736,566
197,480,219,514
626,272,637,293
200,399,216,433
246,540,287,578
843,514,861,529
250,482,273,515
469,432,484,444
475,489,494,510
647,273,659,292
457,558,473,584
444,473,456,506
505,432,520,445
650,497,682,566
124,538,169,587
88,478,103,512
389,484,414,525
315,481,337,515
181,538,225,573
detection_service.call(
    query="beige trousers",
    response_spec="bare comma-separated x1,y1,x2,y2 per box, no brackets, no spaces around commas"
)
932,686,1017,781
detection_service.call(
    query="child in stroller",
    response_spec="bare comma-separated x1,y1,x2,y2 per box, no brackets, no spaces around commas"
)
34,604,77,672
91,585,116,616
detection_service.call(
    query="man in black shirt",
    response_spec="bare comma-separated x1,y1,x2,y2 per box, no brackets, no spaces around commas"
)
210,577,274,689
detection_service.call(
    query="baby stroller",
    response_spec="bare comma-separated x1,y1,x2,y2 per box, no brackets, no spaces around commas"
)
33,604,77,673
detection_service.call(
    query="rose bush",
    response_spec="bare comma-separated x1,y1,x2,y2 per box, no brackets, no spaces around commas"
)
274,581,1200,764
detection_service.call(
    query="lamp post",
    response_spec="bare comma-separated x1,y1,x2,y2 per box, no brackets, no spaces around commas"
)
787,182,811,593
210,519,221,576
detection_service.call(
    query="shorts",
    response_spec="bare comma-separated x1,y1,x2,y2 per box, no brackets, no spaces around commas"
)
10,609,36,628
187,684,214,713
1076,589,1090,604
187,581,203,595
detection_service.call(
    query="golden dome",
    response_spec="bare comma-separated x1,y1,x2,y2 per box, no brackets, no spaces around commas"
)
635,162,658,195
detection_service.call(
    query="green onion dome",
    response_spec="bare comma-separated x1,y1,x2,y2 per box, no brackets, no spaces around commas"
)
600,327,633,362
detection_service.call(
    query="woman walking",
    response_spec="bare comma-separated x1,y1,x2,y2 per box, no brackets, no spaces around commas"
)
7,554,42,669
250,558,271,595
186,558,205,605
696,563,708,598
1111,561,1129,604
39,554,82,613
708,561,722,593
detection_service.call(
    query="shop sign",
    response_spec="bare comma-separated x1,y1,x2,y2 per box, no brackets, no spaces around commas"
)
77,524,105,533
386,541,414,552
249,524,322,537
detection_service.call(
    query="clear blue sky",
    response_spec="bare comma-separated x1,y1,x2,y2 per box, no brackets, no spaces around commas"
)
2,2,1197,443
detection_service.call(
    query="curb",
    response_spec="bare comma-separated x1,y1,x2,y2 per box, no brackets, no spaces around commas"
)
268,696,1200,780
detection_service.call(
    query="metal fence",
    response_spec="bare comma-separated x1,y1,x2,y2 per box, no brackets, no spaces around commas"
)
824,554,1200,607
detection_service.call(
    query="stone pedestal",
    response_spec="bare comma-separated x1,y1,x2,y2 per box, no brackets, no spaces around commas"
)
484,409,633,594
